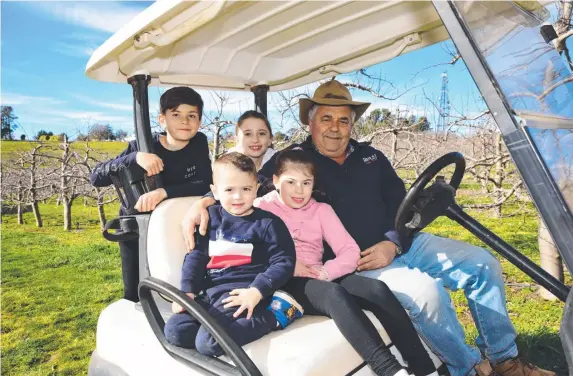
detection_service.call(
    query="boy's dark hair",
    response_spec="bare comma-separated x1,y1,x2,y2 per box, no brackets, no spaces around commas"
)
236,110,273,137
275,148,316,177
214,152,257,178
160,86,204,119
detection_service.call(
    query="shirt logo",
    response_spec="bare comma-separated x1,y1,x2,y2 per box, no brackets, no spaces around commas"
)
207,239,254,269
184,165,197,179
363,154,378,164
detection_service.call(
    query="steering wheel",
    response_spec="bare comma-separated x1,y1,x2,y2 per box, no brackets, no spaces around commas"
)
395,152,466,238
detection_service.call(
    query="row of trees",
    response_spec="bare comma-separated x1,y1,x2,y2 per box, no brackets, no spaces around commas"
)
1,106,130,142
0,114,527,230
1,138,116,230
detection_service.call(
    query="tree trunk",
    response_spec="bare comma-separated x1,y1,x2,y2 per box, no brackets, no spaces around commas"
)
538,216,564,300
492,132,503,218
28,146,43,227
32,202,43,227
17,203,23,225
16,181,24,224
97,192,107,229
391,132,398,164
63,199,72,231
213,128,221,161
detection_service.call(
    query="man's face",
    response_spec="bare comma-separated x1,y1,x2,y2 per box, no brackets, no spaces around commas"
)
309,105,353,158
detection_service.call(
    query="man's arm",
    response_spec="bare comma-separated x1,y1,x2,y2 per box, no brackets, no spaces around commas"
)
90,142,137,187
249,219,296,299
377,151,407,249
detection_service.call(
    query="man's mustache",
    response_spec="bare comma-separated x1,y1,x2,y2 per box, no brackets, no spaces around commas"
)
324,133,343,139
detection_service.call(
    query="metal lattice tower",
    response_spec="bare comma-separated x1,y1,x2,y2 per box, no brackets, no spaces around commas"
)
437,71,450,132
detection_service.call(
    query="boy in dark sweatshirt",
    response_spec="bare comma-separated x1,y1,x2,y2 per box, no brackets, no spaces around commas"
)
90,87,212,302
164,153,300,356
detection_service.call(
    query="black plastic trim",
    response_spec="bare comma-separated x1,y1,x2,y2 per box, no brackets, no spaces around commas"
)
251,85,269,116
102,216,139,242
127,74,163,190
127,75,154,154
138,277,263,376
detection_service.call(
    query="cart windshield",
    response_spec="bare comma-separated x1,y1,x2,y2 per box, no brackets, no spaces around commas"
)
455,1,573,213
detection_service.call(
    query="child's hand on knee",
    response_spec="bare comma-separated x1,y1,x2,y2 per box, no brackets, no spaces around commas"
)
222,288,263,319
294,261,320,279
313,266,330,281
172,292,195,313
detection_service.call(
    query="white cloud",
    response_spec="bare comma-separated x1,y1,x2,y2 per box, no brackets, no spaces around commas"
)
14,105,133,130
72,94,132,112
0,93,64,106
30,2,145,34
53,42,96,58
38,109,132,125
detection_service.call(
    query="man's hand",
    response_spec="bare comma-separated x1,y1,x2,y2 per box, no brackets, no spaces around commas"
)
294,261,320,279
172,292,195,313
181,197,215,251
357,241,397,272
134,188,167,212
222,288,263,319
136,152,164,176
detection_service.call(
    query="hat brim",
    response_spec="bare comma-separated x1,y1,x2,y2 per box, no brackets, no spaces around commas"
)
299,98,371,125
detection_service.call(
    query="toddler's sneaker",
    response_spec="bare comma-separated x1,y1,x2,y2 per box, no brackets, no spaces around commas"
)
267,290,304,329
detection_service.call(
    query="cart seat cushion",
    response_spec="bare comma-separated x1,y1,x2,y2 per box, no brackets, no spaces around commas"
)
96,300,442,376
147,196,202,288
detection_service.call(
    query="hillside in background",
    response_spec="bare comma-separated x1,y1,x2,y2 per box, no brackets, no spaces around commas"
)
1,140,128,161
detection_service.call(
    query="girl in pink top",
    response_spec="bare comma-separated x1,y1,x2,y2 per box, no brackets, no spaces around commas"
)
257,181,359,282
256,149,438,376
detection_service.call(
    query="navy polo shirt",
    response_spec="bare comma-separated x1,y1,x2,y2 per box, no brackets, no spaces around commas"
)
259,136,411,253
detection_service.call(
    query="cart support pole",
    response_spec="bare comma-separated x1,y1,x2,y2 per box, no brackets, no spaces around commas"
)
252,85,269,116
446,203,570,302
128,75,154,153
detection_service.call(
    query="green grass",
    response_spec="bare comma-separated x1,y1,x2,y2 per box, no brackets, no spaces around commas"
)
2,203,122,376
1,140,128,161
1,199,569,375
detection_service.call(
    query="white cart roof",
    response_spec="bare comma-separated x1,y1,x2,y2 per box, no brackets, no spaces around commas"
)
85,1,548,91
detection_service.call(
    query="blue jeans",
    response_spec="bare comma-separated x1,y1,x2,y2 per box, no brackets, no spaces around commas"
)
358,232,518,376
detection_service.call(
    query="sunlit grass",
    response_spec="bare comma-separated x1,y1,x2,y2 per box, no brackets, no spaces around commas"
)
1,140,128,160
2,203,122,376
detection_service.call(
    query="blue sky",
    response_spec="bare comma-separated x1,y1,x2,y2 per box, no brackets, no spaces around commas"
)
1,1,492,140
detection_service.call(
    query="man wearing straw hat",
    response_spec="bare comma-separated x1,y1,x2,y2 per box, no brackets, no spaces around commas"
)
184,80,554,376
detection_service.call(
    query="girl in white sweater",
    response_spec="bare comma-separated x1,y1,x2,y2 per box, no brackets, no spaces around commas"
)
228,110,276,171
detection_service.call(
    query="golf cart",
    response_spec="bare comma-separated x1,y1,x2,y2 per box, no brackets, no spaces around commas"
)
85,1,573,375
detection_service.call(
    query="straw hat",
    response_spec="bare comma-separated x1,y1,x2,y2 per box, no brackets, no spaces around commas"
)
299,80,370,125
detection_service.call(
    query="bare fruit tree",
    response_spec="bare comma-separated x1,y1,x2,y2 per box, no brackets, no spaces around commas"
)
201,92,239,160
50,135,91,231
74,142,117,229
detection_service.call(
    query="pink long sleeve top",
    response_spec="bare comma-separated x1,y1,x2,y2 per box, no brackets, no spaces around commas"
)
257,191,360,281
